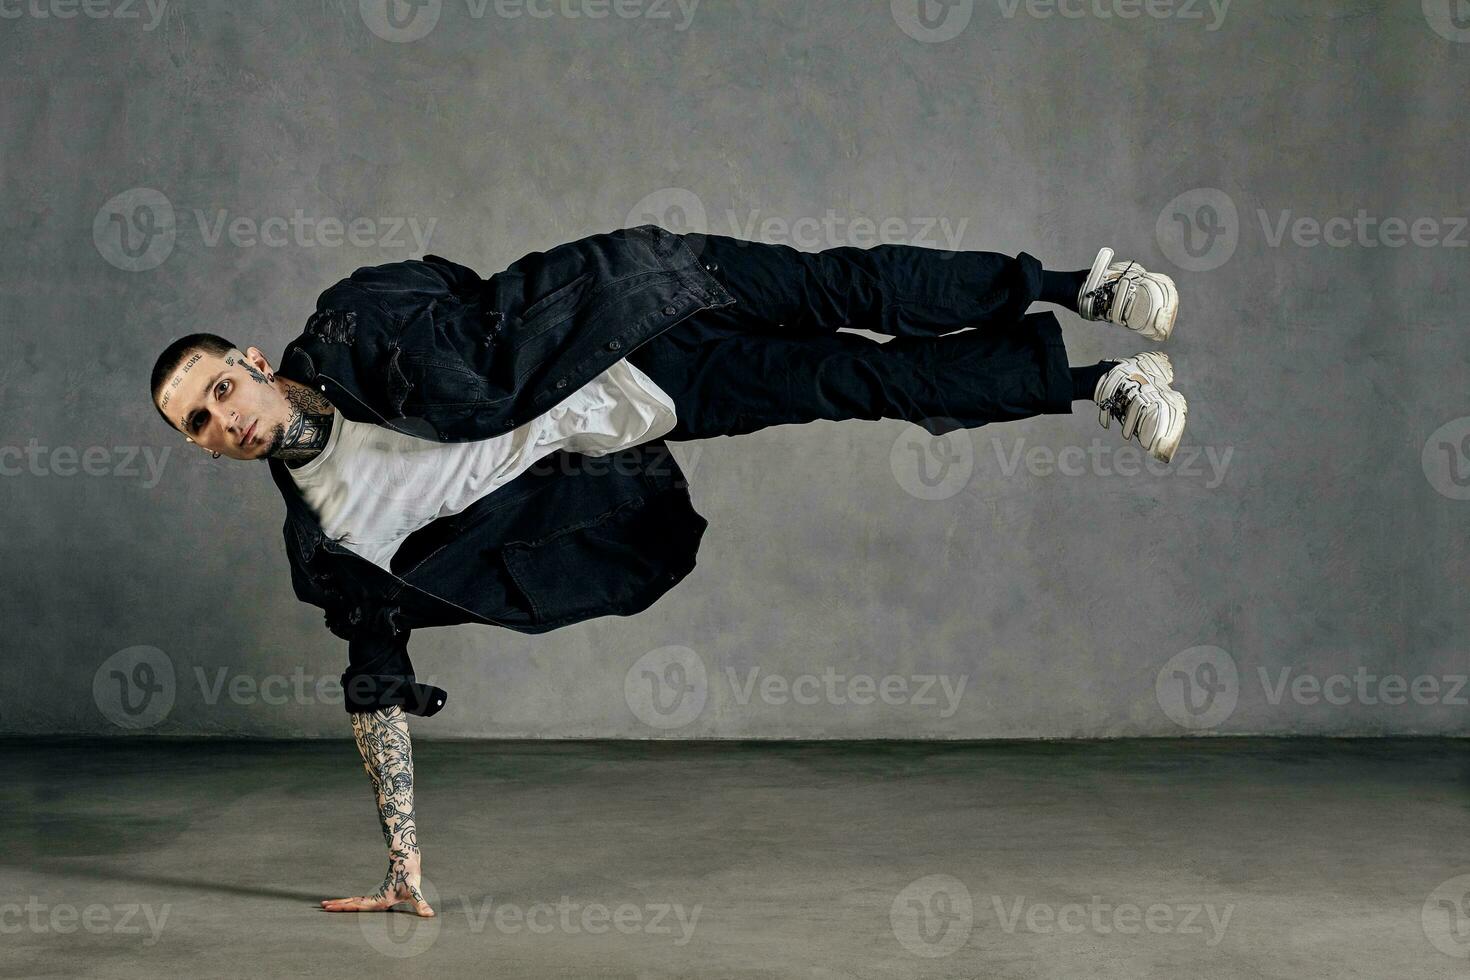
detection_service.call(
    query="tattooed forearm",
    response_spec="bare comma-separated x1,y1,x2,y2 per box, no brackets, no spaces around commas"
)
350,706,426,905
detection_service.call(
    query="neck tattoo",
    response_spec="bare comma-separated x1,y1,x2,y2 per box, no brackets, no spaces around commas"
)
276,382,336,465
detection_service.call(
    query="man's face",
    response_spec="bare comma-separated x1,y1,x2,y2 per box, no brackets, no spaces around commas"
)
158,346,292,461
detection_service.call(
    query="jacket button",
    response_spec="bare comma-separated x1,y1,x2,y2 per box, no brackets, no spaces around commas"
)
662,304,677,315
606,339,622,351
320,384,327,392
348,606,363,625
555,377,568,389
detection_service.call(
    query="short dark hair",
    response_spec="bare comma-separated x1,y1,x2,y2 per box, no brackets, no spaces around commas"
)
150,333,238,432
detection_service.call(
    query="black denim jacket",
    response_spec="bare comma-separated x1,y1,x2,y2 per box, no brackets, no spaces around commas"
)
264,225,735,717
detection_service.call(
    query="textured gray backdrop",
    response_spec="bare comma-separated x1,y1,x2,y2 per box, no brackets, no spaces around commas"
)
3,0,1466,738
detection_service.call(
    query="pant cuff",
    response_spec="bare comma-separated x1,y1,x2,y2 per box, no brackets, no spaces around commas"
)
992,251,1045,326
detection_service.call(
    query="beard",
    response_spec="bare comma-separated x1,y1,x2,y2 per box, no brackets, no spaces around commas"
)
261,420,288,459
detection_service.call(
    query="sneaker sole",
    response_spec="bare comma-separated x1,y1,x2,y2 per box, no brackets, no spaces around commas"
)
1140,275,1179,342
1109,265,1178,342
1113,353,1185,462
1146,389,1188,463
1130,351,1174,388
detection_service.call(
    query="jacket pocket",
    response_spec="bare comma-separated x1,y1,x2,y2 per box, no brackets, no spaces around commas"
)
390,344,498,413
499,490,705,629
515,272,594,346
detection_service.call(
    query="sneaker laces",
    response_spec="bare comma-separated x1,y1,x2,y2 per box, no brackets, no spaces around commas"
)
1098,374,1144,439
1085,261,1138,322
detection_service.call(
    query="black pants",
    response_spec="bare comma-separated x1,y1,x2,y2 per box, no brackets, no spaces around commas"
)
625,232,1075,440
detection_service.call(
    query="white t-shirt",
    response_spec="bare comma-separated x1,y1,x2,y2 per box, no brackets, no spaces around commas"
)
287,359,676,573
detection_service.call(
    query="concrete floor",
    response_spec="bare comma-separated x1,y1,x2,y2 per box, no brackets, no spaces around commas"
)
5,739,1468,979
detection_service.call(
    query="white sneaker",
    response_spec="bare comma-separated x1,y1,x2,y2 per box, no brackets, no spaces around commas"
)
1077,247,1179,342
1093,353,1188,463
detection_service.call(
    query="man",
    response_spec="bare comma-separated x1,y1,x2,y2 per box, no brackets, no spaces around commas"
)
149,225,1186,917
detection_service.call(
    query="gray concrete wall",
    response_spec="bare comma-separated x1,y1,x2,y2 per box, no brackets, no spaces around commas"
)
3,0,1466,738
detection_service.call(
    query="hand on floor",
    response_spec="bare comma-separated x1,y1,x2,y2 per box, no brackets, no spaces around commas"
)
320,867,435,916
